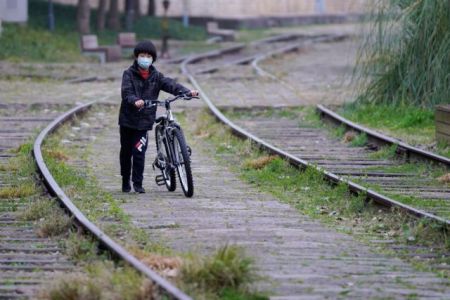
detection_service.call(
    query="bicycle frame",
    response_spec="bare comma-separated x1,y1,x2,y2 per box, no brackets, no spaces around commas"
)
149,94,197,189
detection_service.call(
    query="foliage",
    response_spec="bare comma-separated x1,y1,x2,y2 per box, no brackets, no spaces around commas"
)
0,0,206,62
181,245,261,299
41,262,156,300
340,102,437,146
355,0,450,107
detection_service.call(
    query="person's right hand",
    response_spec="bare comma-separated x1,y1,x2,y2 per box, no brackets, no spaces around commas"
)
135,99,144,108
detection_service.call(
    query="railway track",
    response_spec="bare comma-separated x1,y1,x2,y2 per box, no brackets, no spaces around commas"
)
181,34,450,226
21,32,449,299
0,102,191,299
2,31,448,299
0,104,75,299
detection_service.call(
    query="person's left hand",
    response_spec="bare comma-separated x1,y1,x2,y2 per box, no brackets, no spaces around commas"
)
189,90,199,97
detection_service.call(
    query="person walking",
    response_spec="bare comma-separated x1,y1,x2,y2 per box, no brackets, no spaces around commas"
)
119,40,198,193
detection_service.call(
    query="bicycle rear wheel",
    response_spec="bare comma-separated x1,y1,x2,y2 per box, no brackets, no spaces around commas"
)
155,126,176,191
173,128,194,197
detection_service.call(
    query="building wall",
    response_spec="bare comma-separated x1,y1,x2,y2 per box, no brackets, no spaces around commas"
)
0,0,28,22
51,0,369,17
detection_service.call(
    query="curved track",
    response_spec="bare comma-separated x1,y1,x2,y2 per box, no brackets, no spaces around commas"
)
181,35,450,225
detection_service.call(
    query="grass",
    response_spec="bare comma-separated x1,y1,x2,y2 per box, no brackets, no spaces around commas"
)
355,0,450,108
339,102,450,158
348,0,450,158
0,143,39,199
369,144,398,159
184,109,450,276
41,262,157,300
0,0,207,62
180,245,262,299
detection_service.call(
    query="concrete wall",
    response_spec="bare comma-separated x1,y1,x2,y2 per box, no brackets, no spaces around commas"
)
51,0,369,17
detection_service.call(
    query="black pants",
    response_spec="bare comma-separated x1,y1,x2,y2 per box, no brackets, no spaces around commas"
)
120,126,148,185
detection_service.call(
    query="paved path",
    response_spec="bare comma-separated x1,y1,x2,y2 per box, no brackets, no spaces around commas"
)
88,109,450,299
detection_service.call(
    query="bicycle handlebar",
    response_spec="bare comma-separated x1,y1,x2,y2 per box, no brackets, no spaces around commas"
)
143,93,199,108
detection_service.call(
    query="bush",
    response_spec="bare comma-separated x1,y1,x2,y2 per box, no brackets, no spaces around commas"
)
355,0,450,107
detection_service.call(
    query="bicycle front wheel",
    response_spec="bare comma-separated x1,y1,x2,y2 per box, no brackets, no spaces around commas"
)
173,128,194,197
155,126,176,191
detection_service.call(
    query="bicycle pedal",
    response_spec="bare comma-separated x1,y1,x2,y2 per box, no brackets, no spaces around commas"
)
155,175,166,186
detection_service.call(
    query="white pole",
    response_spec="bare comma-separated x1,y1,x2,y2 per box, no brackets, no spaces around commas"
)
182,0,189,27
315,0,325,14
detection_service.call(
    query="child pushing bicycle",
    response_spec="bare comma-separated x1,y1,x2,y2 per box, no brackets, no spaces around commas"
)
119,40,198,193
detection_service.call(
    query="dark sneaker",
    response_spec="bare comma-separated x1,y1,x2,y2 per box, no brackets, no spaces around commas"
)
133,184,145,194
122,180,131,193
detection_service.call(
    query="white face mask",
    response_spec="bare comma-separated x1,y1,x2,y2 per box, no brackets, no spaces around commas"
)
137,56,153,69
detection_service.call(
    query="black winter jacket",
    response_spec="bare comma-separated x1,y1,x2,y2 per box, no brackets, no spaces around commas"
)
119,61,190,130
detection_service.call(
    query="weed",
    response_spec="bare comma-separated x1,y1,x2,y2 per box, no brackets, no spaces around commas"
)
36,209,72,237
20,198,55,221
129,247,183,278
65,232,99,263
41,262,157,300
332,125,347,139
369,144,398,159
350,132,368,147
181,245,257,296
438,173,450,184
44,149,69,161
343,131,357,143
0,184,36,198
244,155,277,170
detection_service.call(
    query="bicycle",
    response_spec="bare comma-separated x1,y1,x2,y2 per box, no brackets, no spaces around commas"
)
145,93,198,198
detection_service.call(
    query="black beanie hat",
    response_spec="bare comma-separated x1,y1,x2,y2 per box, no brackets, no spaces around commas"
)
134,40,157,61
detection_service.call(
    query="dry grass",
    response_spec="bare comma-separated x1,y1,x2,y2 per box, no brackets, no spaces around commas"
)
44,149,69,161
343,131,357,143
0,184,36,198
438,173,450,184
39,263,158,300
129,247,183,278
37,210,73,237
244,155,277,170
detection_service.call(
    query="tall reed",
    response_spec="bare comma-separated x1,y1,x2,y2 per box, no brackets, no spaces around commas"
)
355,0,450,108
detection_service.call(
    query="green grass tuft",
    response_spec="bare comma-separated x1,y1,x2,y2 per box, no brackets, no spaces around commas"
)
181,245,260,298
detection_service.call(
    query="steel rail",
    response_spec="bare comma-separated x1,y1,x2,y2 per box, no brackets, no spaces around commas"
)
32,102,192,300
317,105,450,168
181,43,450,227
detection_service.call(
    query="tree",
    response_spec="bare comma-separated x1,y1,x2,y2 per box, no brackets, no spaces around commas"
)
97,0,108,32
107,0,120,30
134,0,141,17
77,0,90,34
125,0,136,31
148,0,155,16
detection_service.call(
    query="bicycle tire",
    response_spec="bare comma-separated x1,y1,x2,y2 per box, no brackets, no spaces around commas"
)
173,128,194,197
155,126,176,191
